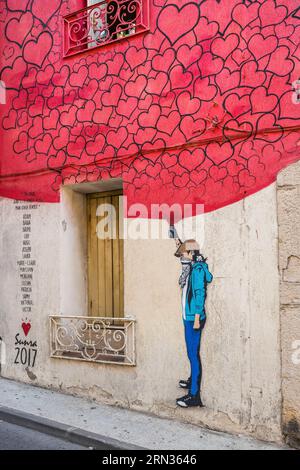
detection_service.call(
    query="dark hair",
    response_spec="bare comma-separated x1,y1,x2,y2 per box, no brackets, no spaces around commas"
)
187,250,207,263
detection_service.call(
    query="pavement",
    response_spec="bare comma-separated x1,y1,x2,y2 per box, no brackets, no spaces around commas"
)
0,377,289,450
0,421,86,450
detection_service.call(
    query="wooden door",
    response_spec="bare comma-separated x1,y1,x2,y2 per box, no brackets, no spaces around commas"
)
87,190,124,317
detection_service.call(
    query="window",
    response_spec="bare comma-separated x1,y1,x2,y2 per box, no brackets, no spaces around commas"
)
64,0,149,57
87,190,124,318
49,185,135,366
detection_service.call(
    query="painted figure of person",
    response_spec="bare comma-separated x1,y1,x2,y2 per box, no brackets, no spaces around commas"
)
171,233,213,408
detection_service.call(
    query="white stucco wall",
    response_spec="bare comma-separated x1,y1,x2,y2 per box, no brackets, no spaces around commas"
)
0,183,282,442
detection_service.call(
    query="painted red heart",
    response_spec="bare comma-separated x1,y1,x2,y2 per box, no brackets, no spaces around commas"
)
198,53,223,78
13,132,28,154
194,77,217,102
224,93,251,118
200,0,240,34
1,56,27,90
146,162,162,178
259,0,287,27
162,153,177,169
157,111,180,136
29,116,43,138
93,106,113,125
67,136,86,158
23,32,53,67
13,89,28,110
239,169,256,188
134,127,156,145
177,44,202,70
7,0,29,11
48,150,67,170
6,12,33,47
206,141,234,165
32,0,62,25
47,88,64,109
78,80,98,100
3,110,17,130
28,96,45,117
35,134,52,154
89,62,107,81
209,165,228,182
194,16,219,42
86,134,105,155
267,47,294,77
69,66,88,87
216,68,240,95
125,47,147,70
158,91,175,109
21,321,31,336
173,172,190,188
190,169,207,185
256,114,283,143
157,4,200,45
52,65,70,87
107,127,128,149
179,148,205,171
211,34,239,60
138,105,161,128
141,139,165,163
44,109,59,129
180,116,206,141
117,97,138,118
279,91,300,122
232,2,259,28
250,87,278,114
240,61,266,88
152,49,176,72
231,48,251,66
37,64,54,86
107,54,124,76
223,119,253,144
53,127,70,150
170,65,193,90
3,45,15,60
248,34,278,60
125,76,147,98
177,91,201,116
102,84,122,106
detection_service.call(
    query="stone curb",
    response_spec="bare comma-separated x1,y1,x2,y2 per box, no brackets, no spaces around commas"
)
0,405,145,450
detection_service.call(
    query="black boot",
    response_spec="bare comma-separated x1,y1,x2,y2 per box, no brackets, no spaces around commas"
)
176,393,204,408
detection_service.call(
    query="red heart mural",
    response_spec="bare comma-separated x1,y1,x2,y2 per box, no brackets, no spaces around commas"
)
23,32,53,67
0,0,299,218
21,321,31,337
5,12,33,47
32,0,62,25
6,0,29,12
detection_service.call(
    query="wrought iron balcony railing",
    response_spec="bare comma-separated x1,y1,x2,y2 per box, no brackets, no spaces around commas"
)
49,315,136,365
63,0,149,57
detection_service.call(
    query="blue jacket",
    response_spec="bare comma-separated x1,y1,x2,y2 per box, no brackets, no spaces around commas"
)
185,262,213,321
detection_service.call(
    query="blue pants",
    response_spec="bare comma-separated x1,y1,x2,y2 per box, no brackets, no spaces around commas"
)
184,320,202,396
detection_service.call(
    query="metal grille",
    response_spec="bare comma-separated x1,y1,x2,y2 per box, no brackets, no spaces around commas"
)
49,315,136,365
64,0,149,57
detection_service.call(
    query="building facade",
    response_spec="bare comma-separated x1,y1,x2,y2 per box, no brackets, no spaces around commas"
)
0,0,300,446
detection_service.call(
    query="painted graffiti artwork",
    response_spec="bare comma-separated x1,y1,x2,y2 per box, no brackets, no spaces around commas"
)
174,238,213,408
0,0,299,215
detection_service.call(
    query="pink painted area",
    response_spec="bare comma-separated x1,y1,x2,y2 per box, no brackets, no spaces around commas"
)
0,0,299,219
